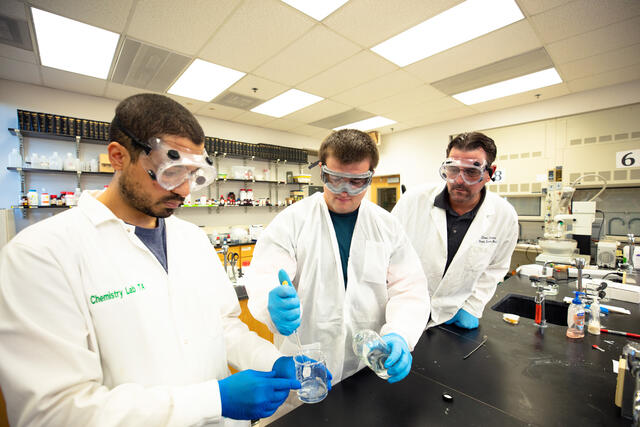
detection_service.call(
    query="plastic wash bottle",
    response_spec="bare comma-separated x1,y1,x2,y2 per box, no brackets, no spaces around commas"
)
566,291,585,339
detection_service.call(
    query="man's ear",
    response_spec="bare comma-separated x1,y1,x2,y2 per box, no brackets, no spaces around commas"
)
107,141,130,172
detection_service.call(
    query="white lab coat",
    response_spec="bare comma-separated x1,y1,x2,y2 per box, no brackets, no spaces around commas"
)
246,192,429,384
0,190,282,427
392,183,518,328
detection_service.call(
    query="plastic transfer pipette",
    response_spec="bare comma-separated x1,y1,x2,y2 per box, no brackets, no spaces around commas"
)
278,269,303,353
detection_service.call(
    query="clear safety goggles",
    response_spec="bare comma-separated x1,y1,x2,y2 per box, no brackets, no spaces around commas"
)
320,165,373,196
120,125,216,192
439,158,488,185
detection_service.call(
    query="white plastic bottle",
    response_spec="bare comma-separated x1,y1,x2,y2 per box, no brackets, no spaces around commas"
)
40,188,50,206
63,153,76,171
49,152,63,170
7,148,22,167
566,291,585,338
587,298,601,335
27,189,38,206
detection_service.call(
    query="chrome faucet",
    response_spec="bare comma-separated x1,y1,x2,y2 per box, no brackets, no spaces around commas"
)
574,257,586,293
628,234,636,272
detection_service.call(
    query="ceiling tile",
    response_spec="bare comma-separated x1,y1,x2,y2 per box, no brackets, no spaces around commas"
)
289,124,331,139
253,24,361,86
233,111,275,126
29,0,134,32
379,122,413,135
165,94,205,113
566,63,640,92
402,106,476,127
517,0,572,16
0,44,37,63
127,0,237,55
558,43,640,81
331,70,423,106
0,56,41,85
195,102,245,121
297,50,397,98
199,0,315,72
388,97,465,122
469,83,570,113
362,84,446,116
530,0,640,44
3,0,28,19
285,99,352,123
41,66,106,96
547,16,640,64
324,0,463,48
262,118,304,131
104,82,151,101
227,74,289,101
404,20,542,84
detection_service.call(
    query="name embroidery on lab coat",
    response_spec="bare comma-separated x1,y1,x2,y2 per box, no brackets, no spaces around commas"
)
90,283,145,304
478,235,497,244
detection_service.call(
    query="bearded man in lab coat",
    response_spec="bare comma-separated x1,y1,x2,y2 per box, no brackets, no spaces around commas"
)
246,129,429,394
392,132,518,330
0,94,301,427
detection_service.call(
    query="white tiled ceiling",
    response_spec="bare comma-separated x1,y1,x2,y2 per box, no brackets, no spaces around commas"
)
41,67,106,97
1,0,639,139
199,0,315,72
253,24,361,86
0,56,41,85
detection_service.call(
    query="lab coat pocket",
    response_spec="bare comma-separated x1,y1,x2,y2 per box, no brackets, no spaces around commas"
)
362,240,389,286
465,243,494,273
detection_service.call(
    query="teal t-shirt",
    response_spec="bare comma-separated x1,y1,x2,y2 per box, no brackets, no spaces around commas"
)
329,207,359,287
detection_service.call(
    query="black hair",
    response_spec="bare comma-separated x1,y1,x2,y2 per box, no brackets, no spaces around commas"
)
319,129,379,171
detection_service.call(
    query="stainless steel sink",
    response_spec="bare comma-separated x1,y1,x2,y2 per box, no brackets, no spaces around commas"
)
491,294,568,326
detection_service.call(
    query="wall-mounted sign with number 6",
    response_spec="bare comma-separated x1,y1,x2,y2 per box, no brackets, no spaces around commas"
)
616,149,640,168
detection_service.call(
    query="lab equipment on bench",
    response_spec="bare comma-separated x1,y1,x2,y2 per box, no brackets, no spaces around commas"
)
536,174,605,265
566,292,585,339
294,347,329,404
352,329,391,379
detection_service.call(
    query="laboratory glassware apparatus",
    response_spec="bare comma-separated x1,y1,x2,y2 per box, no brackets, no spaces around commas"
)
352,329,391,379
536,173,605,265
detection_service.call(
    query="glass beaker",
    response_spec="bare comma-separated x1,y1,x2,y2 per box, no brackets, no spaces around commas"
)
294,348,328,404
352,329,391,379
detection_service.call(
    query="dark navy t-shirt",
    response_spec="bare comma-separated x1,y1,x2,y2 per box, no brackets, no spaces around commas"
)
134,217,168,272
329,207,359,287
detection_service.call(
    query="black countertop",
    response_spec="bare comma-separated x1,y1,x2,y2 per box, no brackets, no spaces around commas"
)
271,274,638,426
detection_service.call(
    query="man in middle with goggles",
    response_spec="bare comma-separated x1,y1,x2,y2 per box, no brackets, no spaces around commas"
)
392,132,518,330
245,129,429,416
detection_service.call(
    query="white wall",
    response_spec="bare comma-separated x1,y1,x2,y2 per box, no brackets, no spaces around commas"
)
0,79,322,232
377,80,640,190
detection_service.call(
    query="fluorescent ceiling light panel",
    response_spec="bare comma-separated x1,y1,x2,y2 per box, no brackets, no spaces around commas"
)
251,89,323,118
31,8,119,79
334,116,396,131
452,68,562,105
168,59,245,102
281,0,349,21
371,0,524,67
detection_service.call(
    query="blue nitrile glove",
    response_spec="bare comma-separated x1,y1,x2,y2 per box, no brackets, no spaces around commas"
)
273,356,333,391
268,270,301,336
218,369,300,420
381,333,412,384
445,308,479,329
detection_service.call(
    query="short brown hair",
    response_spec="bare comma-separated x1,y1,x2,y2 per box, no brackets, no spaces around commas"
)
446,132,497,165
319,129,379,171
109,93,205,161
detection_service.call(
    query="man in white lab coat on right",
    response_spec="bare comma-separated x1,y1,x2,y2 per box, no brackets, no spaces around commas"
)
392,132,518,329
